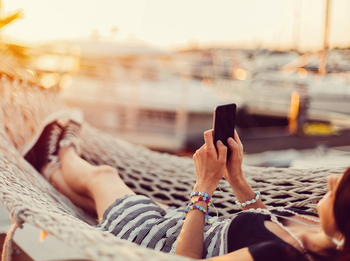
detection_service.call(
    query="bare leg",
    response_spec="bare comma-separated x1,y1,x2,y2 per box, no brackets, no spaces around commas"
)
46,167,97,217
56,147,136,220
46,147,168,221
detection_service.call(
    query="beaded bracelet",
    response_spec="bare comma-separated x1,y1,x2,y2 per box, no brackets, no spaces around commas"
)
184,191,213,224
235,191,260,207
190,191,212,205
184,204,210,224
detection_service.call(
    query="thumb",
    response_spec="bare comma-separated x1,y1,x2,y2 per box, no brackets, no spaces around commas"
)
203,130,215,150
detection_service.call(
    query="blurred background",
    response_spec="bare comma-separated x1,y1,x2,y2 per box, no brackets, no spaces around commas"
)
2,0,350,168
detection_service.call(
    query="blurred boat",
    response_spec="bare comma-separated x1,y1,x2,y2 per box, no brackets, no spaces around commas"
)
237,71,350,131
53,39,224,152
30,37,350,153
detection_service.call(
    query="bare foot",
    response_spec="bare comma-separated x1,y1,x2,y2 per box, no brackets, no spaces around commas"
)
58,146,96,196
41,163,96,215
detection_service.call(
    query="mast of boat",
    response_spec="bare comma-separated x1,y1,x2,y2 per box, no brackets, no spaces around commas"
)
292,0,302,51
318,0,331,75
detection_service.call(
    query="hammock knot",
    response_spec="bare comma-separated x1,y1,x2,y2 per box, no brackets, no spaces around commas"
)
10,206,27,229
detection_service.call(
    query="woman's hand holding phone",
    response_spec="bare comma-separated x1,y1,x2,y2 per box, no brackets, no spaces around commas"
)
211,103,243,183
224,130,244,185
224,131,267,210
193,130,227,196
193,103,244,196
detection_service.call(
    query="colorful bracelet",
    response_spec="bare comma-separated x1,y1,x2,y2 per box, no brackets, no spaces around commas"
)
184,204,210,224
235,191,260,207
190,196,211,207
184,191,213,224
190,192,212,203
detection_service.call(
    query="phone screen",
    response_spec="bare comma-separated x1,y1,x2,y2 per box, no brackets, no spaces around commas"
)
213,103,236,159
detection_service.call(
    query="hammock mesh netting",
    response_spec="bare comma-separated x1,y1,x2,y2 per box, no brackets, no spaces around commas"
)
0,66,345,260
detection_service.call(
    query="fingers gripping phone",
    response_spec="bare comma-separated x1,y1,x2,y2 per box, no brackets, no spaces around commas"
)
213,103,236,159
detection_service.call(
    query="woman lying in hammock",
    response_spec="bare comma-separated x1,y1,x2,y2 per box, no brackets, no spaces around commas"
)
22,110,350,261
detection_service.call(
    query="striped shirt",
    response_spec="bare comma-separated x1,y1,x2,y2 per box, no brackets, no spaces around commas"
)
96,195,234,258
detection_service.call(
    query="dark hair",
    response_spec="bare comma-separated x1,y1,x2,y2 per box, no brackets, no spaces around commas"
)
333,167,350,261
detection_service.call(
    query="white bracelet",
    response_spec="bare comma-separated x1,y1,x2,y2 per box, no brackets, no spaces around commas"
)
235,191,260,207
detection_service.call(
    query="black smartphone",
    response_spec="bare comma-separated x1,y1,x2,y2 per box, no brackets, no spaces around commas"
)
213,103,236,159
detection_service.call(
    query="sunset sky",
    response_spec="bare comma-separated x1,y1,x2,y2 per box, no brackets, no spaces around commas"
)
2,0,350,51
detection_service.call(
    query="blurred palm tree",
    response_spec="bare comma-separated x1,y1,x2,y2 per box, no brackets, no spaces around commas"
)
0,1,36,81
0,0,23,35
0,0,29,62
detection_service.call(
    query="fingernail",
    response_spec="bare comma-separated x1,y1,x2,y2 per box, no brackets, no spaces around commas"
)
218,140,223,145
228,137,234,144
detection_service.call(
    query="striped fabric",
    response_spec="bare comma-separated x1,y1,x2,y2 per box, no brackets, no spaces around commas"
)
96,195,234,258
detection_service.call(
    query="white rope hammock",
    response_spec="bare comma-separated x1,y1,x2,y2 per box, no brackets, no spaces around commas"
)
0,72,345,261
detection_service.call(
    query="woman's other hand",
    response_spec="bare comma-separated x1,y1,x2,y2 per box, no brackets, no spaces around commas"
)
224,130,267,210
224,130,244,184
193,129,227,196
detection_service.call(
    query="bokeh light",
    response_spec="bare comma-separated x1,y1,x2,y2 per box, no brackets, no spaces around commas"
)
59,74,73,90
201,79,213,91
40,73,60,88
235,69,247,81
298,68,307,78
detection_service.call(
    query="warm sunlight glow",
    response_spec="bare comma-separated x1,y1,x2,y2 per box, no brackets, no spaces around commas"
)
3,0,350,51
40,73,60,89
34,54,80,73
298,68,307,78
26,69,36,76
59,74,73,90
288,91,300,134
235,69,247,81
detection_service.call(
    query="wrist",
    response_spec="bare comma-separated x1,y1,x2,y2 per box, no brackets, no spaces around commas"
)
227,176,251,195
226,171,244,186
193,183,217,197
185,193,212,225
